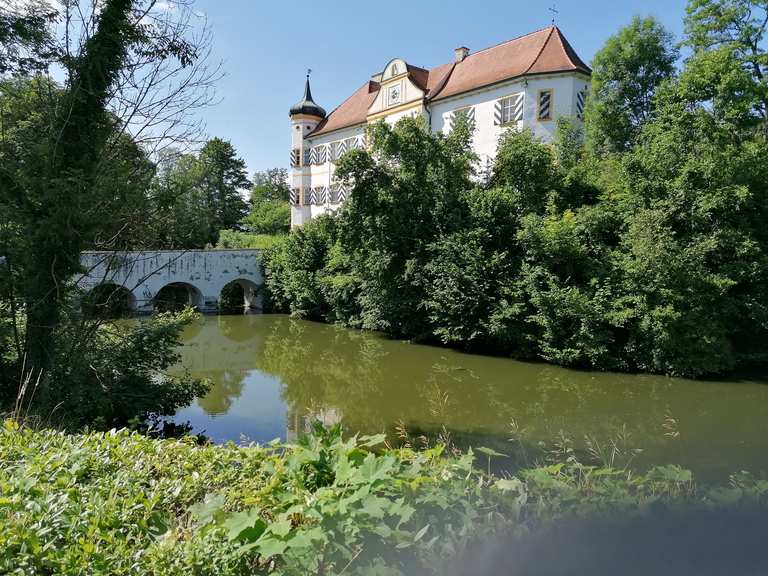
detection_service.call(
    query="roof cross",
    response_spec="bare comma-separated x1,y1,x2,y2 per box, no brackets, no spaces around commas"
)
548,4,559,25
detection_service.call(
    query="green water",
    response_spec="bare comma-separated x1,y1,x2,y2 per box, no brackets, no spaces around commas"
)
171,314,768,481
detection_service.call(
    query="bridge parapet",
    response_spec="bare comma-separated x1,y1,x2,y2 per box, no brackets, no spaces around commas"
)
76,250,264,314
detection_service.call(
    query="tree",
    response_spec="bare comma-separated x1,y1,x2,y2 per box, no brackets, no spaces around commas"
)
683,0,768,131
251,167,290,203
491,128,559,215
334,116,474,336
0,0,219,417
585,16,679,154
0,0,56,76
198,137,250,242
243,167,291,235
146,149,214,248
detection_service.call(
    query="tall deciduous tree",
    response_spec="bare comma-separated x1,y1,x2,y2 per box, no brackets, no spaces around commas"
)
585,16,678,154
683,0,768,131
0,0,56,76
251,167,290,204
198,137,250,242
0,0,219,401
243,168,291,235
147,149,213,248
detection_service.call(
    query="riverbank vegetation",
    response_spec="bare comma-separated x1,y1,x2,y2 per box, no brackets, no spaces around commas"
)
0,1,221,428
264,4,768,378
3,420,767,575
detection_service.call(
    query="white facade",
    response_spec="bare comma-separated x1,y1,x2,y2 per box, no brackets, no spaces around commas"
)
429,74,589,172
289,28,591,227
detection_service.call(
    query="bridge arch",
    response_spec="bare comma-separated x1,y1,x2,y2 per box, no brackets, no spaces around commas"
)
153,282,204,312
82,283,136,318
219,278,261,314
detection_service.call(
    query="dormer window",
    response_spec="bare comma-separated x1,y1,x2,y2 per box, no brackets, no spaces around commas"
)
382,58,407,81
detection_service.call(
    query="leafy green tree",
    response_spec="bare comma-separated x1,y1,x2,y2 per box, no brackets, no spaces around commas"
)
243,167,291,235
147,150,214,248
198,138,250,242
585,16,678,154
0,0,216,422
242,200,291,235
263,215,340,319
491,128,559,215
0,0,56,76
334,116,474,336
683,0,768,131
251,167,290,203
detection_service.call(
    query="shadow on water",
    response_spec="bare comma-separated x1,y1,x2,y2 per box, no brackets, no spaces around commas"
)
169,315,768,483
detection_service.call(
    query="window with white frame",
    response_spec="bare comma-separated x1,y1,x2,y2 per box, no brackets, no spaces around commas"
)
500,93,524,125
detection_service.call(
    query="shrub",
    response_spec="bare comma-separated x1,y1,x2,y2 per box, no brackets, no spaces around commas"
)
216,230,283,250
3,422,768,575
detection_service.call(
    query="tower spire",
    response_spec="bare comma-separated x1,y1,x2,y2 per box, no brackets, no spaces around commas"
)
290,69,326,119
304,68,314,101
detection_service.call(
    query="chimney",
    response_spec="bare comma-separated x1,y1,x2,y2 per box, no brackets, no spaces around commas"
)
454,46,470,63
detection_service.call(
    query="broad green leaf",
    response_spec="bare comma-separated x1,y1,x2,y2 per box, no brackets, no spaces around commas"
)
255,536,289,558
188,494,226,525
268,518,292,538
223,508,266,543
476,446,508,458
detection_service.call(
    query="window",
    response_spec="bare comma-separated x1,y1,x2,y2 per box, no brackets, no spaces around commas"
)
499,93,523,125
317,145,328,164
290,149,300,168
538,90,553,121
576,87,588,121
449,106,475,131
330,141,341,161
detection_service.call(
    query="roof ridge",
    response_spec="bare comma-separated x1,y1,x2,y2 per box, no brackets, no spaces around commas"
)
523,26,556,76
551,25,592,72
426,62,457,101
307,80,378,136
461,25,555,60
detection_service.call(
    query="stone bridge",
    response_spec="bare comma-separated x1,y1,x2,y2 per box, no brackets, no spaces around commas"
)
76,250,263,314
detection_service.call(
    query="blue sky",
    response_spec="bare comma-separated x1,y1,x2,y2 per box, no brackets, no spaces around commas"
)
194,0,690,175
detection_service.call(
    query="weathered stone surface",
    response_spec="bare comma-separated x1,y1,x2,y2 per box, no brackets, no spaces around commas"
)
76,250,263,313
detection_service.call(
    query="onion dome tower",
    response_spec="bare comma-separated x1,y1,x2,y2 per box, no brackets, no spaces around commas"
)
289,71,325,226
289,70,326,172
290,71,327,119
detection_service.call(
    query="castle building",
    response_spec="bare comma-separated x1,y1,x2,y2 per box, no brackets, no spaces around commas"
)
289,26,591,228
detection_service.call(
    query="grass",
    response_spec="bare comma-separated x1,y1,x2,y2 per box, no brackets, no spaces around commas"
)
216,231,285,251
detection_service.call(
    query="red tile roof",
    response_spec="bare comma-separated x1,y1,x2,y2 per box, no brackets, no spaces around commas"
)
309,27,589,138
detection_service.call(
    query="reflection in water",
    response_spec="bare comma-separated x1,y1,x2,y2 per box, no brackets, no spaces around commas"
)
170,315,768,482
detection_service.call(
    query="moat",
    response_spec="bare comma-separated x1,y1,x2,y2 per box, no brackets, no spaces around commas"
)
170,314,768,482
